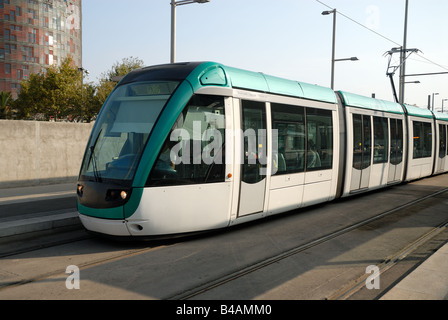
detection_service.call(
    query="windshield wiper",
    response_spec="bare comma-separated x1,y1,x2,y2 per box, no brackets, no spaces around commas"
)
87,129,102,182
89,146,102,182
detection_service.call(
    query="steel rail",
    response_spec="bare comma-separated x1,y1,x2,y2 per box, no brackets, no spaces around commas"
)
167,187,448,300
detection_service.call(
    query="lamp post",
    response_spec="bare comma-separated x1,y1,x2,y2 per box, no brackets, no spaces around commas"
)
432,92,439,111
78,67,89,122
170,0,210,64
322,9,358,90
442,99,448,113
322,9,336,89
399,0,409,104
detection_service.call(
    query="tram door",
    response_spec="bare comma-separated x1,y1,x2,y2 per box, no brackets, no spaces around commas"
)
238,100,267,216
351,114,372,191
388,119,404,182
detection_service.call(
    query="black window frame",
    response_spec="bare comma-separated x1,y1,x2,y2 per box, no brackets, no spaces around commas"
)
413,121,433,159
271,103,333,175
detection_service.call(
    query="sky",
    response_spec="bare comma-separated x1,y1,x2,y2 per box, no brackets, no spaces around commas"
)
82,0,448,110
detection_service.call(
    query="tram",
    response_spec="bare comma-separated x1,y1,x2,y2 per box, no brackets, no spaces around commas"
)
76,62,448,238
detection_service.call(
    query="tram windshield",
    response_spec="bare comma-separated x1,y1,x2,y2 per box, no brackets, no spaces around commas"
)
79,81,179,185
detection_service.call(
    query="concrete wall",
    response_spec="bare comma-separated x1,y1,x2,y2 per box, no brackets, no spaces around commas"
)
0,120,94,187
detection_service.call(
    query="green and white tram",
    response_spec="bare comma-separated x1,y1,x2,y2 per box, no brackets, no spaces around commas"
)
76,62,447,238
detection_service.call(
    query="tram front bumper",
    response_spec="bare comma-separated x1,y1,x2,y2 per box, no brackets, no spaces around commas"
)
78,214,131,236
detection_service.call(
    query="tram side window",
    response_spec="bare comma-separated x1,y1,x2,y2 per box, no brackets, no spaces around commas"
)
439,124,447,159
306,108,333,171
271,103,305,175
270,104,333,175
373,116,389,164
147,94,226,186
413,121,432,159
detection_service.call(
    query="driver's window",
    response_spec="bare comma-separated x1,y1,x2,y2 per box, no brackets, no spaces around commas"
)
147,94,226,186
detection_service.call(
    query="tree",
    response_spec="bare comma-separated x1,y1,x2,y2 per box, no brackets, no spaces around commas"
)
14,57,100,122
105,56,145,80
95,56,145,106
12,56,145,122
0,91,12,119
13,72,46,119
79,83,101,122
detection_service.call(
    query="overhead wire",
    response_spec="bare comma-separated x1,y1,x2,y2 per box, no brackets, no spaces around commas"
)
313,0,448,72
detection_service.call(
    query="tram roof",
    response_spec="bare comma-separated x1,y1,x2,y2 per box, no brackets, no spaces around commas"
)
403,104,435,119
338,91,404,115
120,62,205,84
121,62,338,104
221,65,338,104
431,110,448,122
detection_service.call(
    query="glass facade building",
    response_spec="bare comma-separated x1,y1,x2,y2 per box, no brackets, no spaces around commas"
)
0,0,82,98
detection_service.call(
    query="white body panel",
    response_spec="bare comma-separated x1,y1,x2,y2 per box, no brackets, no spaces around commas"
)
128,183,232,236
268,173,304,215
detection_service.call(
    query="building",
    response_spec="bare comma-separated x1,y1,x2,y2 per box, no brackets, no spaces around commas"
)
0,0,82,98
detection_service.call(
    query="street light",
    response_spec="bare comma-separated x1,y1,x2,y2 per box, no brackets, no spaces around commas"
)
432,92,439,111
442,99,448,113
335,57,359,62
322,9,336,89
78,67,89,122
405,81,420,84
170,0,211,63
322,9,358,90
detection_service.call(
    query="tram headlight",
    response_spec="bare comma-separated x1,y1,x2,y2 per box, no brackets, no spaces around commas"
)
106,189,130,202
77,184,84,197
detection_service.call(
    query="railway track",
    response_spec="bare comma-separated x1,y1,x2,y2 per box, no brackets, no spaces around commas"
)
329,219,448,300
1,184,447,299
0,241,173,291
166,187,448,300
